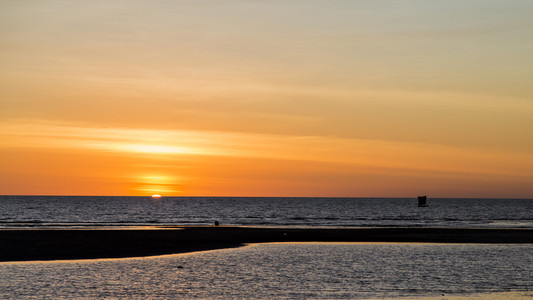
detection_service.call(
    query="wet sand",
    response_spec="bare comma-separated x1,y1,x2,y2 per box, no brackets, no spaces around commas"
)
1,227,532,262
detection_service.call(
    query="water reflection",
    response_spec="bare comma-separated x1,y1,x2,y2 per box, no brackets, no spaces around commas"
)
0,243,531,299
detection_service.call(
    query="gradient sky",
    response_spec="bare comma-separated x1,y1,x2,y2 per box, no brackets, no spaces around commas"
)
1,0,533,197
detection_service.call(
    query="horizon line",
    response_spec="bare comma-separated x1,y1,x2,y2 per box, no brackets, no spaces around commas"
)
1,195,532,200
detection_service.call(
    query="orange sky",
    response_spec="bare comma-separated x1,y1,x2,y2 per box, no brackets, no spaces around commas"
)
1,1,533,197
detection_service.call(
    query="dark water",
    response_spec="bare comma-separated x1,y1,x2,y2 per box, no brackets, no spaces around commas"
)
1,197,532,299
1,243,532,299
1,196,532,228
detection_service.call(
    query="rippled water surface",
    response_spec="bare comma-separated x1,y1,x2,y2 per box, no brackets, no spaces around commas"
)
1,196,532,228
1,243,532,299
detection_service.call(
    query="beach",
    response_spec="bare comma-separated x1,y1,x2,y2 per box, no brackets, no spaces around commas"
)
1,227,532,262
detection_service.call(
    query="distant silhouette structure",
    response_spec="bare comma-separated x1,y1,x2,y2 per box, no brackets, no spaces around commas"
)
214,220,220,226
418,196,428,207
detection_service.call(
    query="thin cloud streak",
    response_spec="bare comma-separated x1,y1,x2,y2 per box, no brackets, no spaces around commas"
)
2,119,532,180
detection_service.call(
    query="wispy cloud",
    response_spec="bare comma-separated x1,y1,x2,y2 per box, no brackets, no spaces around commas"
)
2,119,532,181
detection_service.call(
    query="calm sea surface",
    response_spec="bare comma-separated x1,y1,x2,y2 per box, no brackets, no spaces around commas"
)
1,196,532,229
1,243,532,299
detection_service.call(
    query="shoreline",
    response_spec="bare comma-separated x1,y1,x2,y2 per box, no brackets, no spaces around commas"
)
1,227,532,262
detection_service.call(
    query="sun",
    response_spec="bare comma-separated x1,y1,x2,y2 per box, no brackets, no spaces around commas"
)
151,194,162,198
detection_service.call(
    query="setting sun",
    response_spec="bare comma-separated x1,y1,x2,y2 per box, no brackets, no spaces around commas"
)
1,1,532,298
1,0,532,198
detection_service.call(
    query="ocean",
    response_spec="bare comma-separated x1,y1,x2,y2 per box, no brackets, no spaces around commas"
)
1,196,532,299
1,196,532,229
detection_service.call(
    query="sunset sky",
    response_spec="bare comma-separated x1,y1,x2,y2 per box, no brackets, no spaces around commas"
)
1,0,533,197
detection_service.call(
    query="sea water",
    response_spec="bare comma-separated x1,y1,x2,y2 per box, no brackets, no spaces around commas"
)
1,196,532,229
1,197,532,299
0,243,532,299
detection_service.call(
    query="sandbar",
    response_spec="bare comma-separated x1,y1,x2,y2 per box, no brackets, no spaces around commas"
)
1,227,532,262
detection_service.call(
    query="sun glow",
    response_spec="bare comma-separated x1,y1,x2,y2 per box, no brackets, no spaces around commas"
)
151,194,162,198
120,144,193,155
136,175,180,195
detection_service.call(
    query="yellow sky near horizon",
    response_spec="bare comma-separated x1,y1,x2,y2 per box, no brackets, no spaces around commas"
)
1,0,533,197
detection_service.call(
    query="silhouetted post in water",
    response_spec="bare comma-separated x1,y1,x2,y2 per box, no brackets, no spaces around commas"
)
214,220,219,227
418,196,428,207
